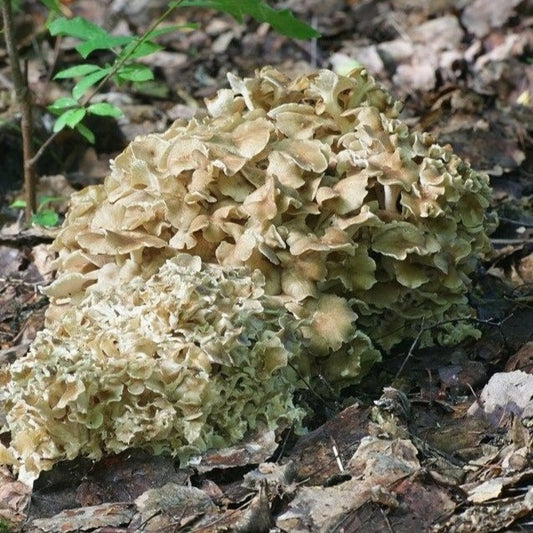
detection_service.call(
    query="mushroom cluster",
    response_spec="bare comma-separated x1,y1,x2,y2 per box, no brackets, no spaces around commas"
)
1,67,496,482
1,255,304,483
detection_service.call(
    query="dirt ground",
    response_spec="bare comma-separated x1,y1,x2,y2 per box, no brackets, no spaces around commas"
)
1,0,533,531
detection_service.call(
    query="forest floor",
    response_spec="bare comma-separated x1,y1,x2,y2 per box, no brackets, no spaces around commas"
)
1,0,533,531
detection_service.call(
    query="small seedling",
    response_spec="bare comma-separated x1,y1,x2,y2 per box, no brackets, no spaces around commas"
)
45,0,320,143
10,195,64,227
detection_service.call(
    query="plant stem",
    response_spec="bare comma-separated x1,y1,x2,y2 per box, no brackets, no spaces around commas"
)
1,0,37,220
31,0,185,170
81,0,185,107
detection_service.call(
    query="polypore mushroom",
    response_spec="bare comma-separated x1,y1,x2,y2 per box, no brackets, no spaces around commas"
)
45,66,494,369
1,66,496,481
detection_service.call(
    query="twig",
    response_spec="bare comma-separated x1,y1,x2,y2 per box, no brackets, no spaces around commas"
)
0,231,55,246
395,318,425,379
287,360,341,409
380,506,395,533
394,314,510,379
27,128,60,168
273,424,294,463
330,435,345,473
1,0,37,219
491,238,533,245
497,217,533,228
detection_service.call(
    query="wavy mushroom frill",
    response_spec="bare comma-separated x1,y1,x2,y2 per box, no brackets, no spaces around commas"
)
0,255,304,484
46,66,496,387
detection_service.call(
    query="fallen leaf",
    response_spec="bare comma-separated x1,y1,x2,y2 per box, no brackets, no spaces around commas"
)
461,0,523,37
132,483,216,532
190,429,279,474
0,466,31,529
29,503,135,533
467,371,533,427
468,478,504,503
505,342,533,373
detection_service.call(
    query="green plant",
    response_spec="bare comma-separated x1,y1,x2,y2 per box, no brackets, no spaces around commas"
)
1,0,37,218
1,0,319,220
10,195,63,227
43,8,192,142
45,1,318,142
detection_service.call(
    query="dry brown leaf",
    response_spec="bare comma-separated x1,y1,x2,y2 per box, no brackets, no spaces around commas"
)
467,371,533,427
0,466,30,529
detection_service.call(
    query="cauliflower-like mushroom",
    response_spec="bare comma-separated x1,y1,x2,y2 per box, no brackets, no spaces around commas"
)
0,255,304,483
2,66,497,481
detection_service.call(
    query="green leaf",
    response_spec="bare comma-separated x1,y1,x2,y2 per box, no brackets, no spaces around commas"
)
47,16,108,40
54,63,102,79
77,35,136,58
38,196,64,209
53,108,87,133
63,107,87,128
41,0,63,15
115,64,154,83
75,123,96,144
72,67,111,100
87,102,124,118
48,97,80,113
119,40,163,61
9,199,26,209
179,0,320,39
32,210,60,227
52,112,68,134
